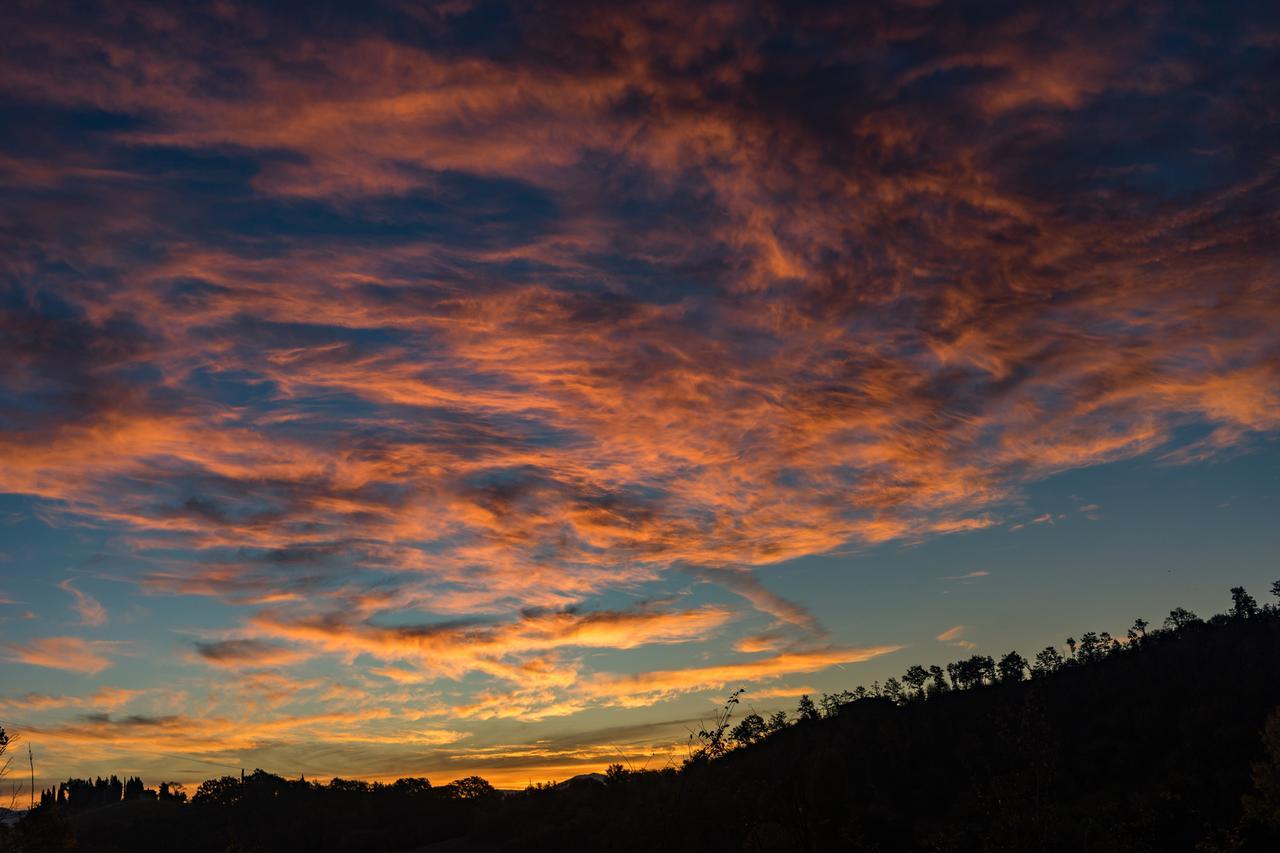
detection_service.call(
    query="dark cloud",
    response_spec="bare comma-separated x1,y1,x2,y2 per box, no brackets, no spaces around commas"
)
194,638,307,667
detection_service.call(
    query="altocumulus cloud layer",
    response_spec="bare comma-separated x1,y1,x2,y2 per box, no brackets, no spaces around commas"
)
0,0,1278,783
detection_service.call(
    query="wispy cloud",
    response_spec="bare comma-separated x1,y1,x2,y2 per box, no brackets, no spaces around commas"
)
59,578,107,627
443,644,901,721
936,626,977,652
733,634,784,654
0,687,145,713
3,636,122,675
941,571,989,583
193,639,312,670
580,646,903,708
0,4,1274,629
250,604,735,700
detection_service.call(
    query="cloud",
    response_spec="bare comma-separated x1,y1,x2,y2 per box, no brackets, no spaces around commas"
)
193,639,312,669
580,645,902,707
693,568,825,635
936,625,977,651
733,634,784,654
941,571,989,582
3,636,122,675
21,709,461,754
251,604,735,690
443,644,900,721
59,578,108,627
750,685,817,700
0,687,145,713
1078,503,1103,520
0,4,1274,623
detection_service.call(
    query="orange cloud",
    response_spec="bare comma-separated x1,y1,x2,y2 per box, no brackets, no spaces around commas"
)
59,578,108,627
0,687,146,713
936,626,977,651
3,636,122,675
733,634,784,654
580,646,903,707
250,605,734,690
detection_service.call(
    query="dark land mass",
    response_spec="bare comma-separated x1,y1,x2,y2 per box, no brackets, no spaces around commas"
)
4,586,1280,852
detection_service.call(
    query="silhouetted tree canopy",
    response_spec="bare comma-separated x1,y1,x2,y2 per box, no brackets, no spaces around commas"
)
7,582,1280,852
795,694,820,722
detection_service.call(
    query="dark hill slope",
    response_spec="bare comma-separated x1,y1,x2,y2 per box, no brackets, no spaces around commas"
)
475,615,1280,852
7,606,1280,852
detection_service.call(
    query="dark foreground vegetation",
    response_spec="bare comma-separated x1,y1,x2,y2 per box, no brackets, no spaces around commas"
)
3,583,1280,852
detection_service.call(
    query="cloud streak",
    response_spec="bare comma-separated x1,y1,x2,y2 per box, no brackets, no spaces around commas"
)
3,637,122,675
59,578,108,627
937,625,977,651
193,639,312,670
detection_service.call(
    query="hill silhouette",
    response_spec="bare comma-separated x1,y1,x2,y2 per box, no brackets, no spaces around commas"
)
3,584,1280,852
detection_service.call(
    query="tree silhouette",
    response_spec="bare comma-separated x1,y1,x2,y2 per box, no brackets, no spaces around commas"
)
946,655,997,690
1231,586,1260,619
389,777,432,795
730,712,766,747
997,651,1028,683
158,782,188,803
691,688,746,760
442,776,496,800
192,775,243,808
328,777,372,794
11,583,1280,853
903,664,929,697
1076,631,1115,663
819,690,855,717
1165,606,1200,630
1032,646,1064,677
927,665,949,694
765,710,789,733
976,655,996,685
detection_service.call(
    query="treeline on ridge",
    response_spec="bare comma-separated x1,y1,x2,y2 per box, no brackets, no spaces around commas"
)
2,582,1279,852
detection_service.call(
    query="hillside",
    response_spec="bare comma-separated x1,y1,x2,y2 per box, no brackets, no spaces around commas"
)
476,593,1280,852
5,587,1280,852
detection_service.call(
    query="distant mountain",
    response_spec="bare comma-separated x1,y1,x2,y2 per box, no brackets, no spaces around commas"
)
555,773,606,788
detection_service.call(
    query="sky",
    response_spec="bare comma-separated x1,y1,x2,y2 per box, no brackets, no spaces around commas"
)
0,0,1278,791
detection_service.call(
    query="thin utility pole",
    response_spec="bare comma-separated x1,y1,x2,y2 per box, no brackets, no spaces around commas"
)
28,743,34,809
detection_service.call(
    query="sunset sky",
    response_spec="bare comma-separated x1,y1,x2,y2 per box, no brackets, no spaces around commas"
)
1,1,1278,790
